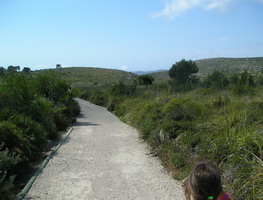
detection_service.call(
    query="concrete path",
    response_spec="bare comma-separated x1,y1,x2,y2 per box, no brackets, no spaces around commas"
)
25,99,184,200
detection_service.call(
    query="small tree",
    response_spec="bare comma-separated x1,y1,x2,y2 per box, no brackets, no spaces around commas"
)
169,59,198,84
0,67,5,76
56,64,62,69
138,75,154,85
22,67,31,75
7,66,20,72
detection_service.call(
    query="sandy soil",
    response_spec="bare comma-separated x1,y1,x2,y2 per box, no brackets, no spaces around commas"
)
25,99,184,200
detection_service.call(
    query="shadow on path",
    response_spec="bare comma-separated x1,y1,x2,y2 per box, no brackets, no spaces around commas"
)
73,121,100,127
77,113,86,119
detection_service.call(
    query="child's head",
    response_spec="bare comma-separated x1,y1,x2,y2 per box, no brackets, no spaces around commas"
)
185,161,222,200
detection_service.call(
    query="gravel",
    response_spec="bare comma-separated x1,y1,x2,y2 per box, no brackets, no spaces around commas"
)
25,98,184,200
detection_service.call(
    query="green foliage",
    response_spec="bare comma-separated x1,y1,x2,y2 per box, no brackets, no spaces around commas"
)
110,81,136,96
138,75,154,85
198,107,263,200
0,71,80,198
169,59,198,84
42,67,137,88
0,172,16,200
22,67,31,75
95,84,263,199
68,63,263,199
239,70,255,86
148,57,263,82
9,115,47,154
30,97,57,138
79,88,93,100
0,145,20,200
203,70,229,89
7,66,20,73
0,67,5,76
0,73,35,115
163,98,202,121
34,70,70,102
170,151,186,168
89,91,109,106
232,70,256,95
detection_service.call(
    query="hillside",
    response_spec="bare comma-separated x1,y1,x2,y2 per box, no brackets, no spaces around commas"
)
35,67,137,88
133,69,166,75
149,57,263,80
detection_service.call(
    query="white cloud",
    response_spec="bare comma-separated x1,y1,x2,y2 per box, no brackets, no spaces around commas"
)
154,0,233,19
153,0,202,19
204,0,232,11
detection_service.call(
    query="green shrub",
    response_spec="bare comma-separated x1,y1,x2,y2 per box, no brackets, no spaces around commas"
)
0,172,16,200
34,70,70,102
30,97,57,139
110,81,136,96
0,73,34,115
170,151,186,168
8,114,47,158
89,91,109,106
106,96,125,112
163,98,202,121
0,121,30,161
203,70,229,89
161,120,194,140
61,95,80,117
0,71,80,199
138,75,154,85
131,100,164,140
0,146,20,200
232,84,255,95
79,89,92,100
53,106,69,131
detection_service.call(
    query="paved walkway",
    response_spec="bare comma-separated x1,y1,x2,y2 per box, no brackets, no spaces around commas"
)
25,99,184,200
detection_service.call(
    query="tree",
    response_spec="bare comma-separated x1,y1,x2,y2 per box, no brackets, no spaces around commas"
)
7,66,20,72
138,75,154,85
56,64,62,69
169,59,198,84
22,67,31,75
0,67,5,76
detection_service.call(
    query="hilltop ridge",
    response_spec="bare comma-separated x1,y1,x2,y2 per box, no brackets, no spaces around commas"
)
36,67,137,88
149,57,263,80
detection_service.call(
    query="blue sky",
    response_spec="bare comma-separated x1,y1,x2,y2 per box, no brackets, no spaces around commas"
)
0,0,262,71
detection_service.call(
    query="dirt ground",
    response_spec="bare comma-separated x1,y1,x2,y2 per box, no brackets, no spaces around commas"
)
25,99,184,200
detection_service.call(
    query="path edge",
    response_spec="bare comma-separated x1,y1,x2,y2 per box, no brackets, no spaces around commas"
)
16,127,74,200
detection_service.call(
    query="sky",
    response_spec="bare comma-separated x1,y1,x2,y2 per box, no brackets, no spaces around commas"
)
0,0,263,71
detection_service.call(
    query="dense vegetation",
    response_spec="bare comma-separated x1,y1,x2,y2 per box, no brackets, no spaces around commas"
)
77,59,263,200
0,68,80,199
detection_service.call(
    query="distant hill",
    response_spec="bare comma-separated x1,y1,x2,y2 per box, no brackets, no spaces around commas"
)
33,57,263,85
148,57,263,80
195,57,263,76
35,67,137,88
133,69,166,75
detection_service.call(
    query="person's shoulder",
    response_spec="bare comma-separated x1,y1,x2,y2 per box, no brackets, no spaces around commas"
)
217,191,233,200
